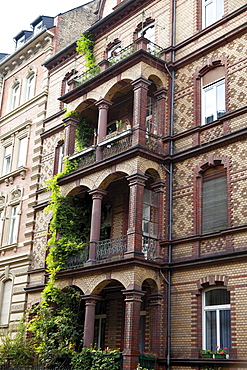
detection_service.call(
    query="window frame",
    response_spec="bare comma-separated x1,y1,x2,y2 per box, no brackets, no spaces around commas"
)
2,145,12,176
8,204,20,245
0,279,13,327
202,77,225,125
25,72,35,101
202,287,231,351
11,83,20,110
202,0,224,29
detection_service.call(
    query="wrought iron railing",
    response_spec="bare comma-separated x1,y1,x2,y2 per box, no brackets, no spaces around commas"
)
66,244,89,269
146,41,163,58
74,65,100,86
102,135,132,159
108,43,137,66
142,236,157,260
77,150,96,169
96,236,127,262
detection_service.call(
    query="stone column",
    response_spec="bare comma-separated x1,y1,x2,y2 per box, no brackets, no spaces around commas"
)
95,98,113,161
82,294,101,347
131,77,151,147
148,293,163,356
122,289,145,370
63,115,79,156
151,179,166,262
126,171,148,258
88,188,107,262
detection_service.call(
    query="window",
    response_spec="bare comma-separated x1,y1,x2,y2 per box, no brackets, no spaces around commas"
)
16,35,25,49
17,137,28,168
202,0,224,28
94,300,106,349
26,73,35,100
0,280,12,326
202,166,227,234
203,288,231,351
8,205,20,245
33,21,43,34
57,143,64,174
138,22,155,41
202,78,225,124
0,210,3,243
146,96,157,135
11,83,20,110
2,145,12,175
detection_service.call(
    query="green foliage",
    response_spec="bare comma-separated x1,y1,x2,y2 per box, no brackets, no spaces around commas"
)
70,348,121,370
64,110,94,152
28,287,84,368
0,320,38,367
76,31,96,71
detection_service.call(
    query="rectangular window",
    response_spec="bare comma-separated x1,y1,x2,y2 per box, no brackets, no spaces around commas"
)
2,145,12,175
203,288,231,351
26,73,35,100
0,210,3,243
202,79,225,125
203,0,224,28
17,136,28,168
0,280,12,326
57,144,64,174
8,205,19,245
202,168,228,234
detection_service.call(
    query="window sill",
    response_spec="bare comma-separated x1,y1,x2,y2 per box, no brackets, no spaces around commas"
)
0,243,18,255
0,166,28,185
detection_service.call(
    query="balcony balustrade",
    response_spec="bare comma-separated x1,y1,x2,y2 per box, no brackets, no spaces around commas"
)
64,235,158,269
72,39,163,88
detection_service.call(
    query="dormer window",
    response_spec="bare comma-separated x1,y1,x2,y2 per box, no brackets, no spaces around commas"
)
16,35,25,49
33,21,43,34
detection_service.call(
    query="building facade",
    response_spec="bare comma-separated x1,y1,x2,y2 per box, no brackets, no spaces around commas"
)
1,0,247,369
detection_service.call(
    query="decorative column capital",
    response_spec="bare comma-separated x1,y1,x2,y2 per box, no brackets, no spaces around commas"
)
153,87,168,100
151,179,166,193
122,289,145,301
131,76,152,91
81,294,101,305
88,188,107,200
62,115,79,127
127,172,148,187
147,292,163,306
95,98,113,110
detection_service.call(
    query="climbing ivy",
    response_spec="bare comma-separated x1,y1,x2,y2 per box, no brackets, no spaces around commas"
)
76,31,97,71
64,110,94,152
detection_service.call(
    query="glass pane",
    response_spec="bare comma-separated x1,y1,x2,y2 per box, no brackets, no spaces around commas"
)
206,310,217,351
143,204,150,221
205,2,213,27
216,0,224,20
220,310,231,349
18,137,28,167
205,289,230,306
216,81,225,118
0,280,12,325
204,87,215,124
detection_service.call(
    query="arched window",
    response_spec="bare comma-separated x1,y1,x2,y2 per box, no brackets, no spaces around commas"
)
11,83,20,110
0,279,12,326
202,287,231,351
26,73,35,101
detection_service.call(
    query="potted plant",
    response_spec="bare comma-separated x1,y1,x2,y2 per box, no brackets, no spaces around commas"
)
200,349,213,358
214,347,228,358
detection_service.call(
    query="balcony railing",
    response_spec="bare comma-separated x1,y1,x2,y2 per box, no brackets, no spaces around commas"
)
96,236,127,262
142,236,158,260
73,39,163,88
66,243,89,269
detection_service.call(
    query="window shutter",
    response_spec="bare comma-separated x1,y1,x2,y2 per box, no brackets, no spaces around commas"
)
202,170,227,233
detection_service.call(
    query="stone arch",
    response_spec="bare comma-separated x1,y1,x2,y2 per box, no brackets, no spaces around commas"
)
98,171,128,190
92,278,125,295
196,274,230,294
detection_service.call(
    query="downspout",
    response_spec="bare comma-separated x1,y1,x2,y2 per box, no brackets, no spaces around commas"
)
167,0,176,369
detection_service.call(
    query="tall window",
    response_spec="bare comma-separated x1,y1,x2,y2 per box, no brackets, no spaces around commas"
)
202,166,228,234
202,0,224,28
146,96,157,135
2,145,12,175
203,288,231,351
0,280,12,326
11,83,20,110
202,78,225,124
94,300,106,349
138,22,155,41
26,73,35,100
0,210,3,243
8,205,19,245
17,136,28,168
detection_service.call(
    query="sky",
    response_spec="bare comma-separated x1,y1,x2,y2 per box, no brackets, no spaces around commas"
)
1,0,90,54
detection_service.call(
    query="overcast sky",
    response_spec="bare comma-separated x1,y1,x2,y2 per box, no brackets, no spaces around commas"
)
1,0,90,54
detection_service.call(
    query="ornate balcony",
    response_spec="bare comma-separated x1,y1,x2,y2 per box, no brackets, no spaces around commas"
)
142,236,158,261
96,236,127,262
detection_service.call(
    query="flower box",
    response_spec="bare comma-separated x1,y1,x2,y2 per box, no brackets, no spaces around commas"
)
214,354,226,359
201,353,213,358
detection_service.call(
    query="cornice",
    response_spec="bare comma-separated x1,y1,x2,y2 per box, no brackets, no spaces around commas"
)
0,30,54,76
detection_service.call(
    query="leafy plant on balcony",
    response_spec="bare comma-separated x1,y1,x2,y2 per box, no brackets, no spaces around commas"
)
76,31,98,72
64,110,94,152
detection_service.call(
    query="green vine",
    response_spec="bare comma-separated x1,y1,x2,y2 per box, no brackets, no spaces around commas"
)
64,110,94,152
76,31,97,71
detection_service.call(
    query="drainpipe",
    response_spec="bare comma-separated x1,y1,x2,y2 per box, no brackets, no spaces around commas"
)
166,0,176,369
